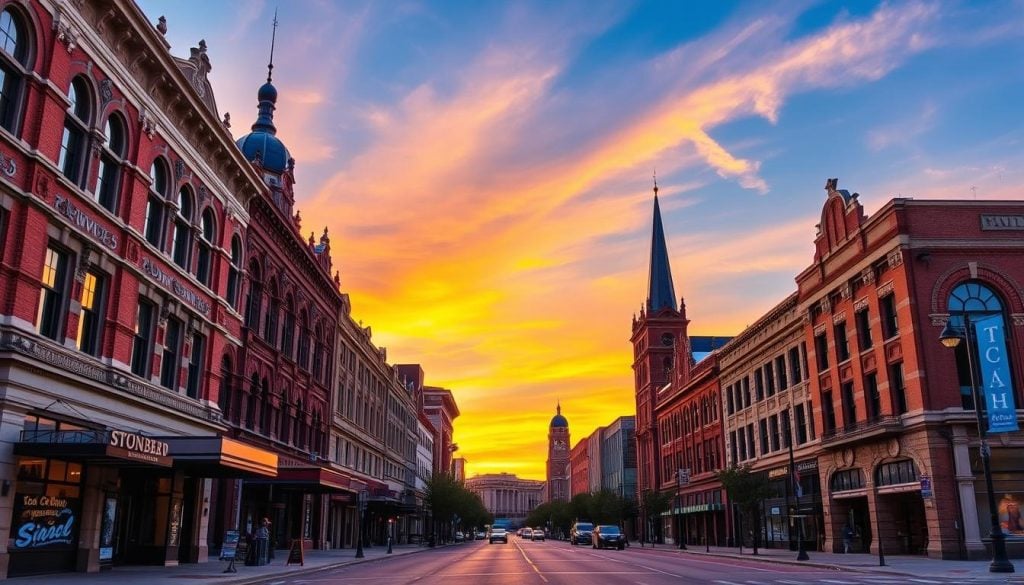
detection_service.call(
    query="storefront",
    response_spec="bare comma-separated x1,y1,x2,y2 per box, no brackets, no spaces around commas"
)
10,416,175,577
759,459,823,551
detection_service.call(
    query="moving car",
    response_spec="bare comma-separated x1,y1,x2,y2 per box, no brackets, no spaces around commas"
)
532,527,546,541
592,525,626,550
475,531,486,540
522,528,534,540
570,521,593,545
488,528,508,544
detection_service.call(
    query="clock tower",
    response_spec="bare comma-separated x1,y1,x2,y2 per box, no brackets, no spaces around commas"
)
546,404,571,502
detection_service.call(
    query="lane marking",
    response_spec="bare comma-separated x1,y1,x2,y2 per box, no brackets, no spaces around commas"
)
514,541,549,582
907,580,943,584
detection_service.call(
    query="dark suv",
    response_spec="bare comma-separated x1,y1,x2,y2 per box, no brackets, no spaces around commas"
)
592,525,626,550
570,521,593,546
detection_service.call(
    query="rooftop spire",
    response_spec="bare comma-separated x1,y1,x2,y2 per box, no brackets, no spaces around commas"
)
646,178,677,313
267,8,278,83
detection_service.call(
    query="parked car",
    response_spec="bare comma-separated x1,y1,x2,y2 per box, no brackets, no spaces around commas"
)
475,530,486,540
489,528,508,544
592,525,626,550
522,528,534,540
532,527,546,541
570,521,593,545
454,531,465,542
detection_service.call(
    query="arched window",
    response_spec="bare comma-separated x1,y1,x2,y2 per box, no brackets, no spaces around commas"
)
226,235,242,308
311,410,323,456
145,159,170,247
196,209,215,286
875,459,917,487
264,280,279,346
218,355,233,420
95,113,126,212
279,396,292,444
246,373,258,430
297,309,310,368
245,262,262,329
312,322,325,382
260,379,272,435
947,282,1011,410
59,77,91,186
172,186,194,269
0,8,30,133
829,468,865,493
281,294,295,359
295,399,306,449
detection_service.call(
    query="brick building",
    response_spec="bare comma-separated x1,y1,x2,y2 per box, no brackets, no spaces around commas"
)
569,435,589,497
546,404,570,502
0,0,278,577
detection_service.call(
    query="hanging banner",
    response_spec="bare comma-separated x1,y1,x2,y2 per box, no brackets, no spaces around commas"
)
973,315,1019,433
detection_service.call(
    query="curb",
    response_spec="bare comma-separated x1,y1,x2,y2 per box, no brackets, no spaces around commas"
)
214,545,437,585
678,549,915,577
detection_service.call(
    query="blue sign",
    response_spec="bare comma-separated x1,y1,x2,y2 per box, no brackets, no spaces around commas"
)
920,475,933,498
11,494,79,550
974,315,1019,433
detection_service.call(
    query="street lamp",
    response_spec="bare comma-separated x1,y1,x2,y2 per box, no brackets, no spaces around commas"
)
939,317,1015,573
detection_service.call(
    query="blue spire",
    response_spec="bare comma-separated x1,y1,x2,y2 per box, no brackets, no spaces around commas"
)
647,178,677,313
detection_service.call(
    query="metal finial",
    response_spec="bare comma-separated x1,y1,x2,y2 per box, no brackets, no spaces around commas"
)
653,170,658,196
267,9,279,83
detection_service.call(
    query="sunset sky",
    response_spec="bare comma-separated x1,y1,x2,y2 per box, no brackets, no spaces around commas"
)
139,0,1024,480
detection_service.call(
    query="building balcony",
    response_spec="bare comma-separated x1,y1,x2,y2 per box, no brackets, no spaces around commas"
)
820,415,903,448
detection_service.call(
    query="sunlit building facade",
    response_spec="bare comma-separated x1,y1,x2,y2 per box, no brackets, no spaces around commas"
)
546,404,570,502
466,473,543,526
569,437,589,497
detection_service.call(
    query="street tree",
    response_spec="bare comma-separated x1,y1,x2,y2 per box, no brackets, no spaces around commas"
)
716,464,773,554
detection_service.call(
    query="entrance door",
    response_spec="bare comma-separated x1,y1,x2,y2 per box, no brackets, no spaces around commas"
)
115,471,172,565
177,478,198,563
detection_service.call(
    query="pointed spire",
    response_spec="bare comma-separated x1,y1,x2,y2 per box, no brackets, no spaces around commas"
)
646,177,678,313
251,12,280,135
556,401,561,416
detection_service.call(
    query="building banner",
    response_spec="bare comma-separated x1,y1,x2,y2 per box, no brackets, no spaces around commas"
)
973,314,1019,433
10,493,80,550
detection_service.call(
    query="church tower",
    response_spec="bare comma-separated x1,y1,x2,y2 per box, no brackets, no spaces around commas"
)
546,403,570,502
630,180,690,502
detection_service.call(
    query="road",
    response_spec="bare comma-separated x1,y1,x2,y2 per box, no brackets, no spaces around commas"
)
252,538,1011,585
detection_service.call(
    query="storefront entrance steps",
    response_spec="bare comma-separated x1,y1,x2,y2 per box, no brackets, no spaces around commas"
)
6,543,432,585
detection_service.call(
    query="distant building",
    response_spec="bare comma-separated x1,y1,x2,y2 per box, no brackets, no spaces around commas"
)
601,416,637,503
588,429,604,493
452,457,467,482
466,473,544,527
569,438,589,497
546,404,571,501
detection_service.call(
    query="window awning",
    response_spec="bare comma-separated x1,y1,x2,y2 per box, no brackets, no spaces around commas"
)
248,465,356,492
160,436,278,478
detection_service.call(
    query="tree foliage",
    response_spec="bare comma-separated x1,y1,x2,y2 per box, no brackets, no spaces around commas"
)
640,489,672,542
716,464,773,553
425,473,491,538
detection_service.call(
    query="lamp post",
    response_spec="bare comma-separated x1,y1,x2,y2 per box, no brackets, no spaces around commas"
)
940,316,1015,573
355,490,367,559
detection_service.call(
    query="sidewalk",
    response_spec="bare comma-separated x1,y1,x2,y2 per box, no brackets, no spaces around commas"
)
638,542,1024,580
8,542,437,585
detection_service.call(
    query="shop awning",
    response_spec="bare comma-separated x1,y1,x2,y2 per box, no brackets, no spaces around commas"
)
665,503,725,516
161,436,278,478
248,465,356,493
14,429,173,467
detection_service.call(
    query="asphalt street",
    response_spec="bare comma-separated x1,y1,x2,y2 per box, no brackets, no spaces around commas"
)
248,538,1017,585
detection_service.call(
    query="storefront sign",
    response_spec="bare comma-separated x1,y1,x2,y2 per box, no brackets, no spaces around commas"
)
920,475,933,498
980,215,1024,231
140,257,211,315
108,430,172,466
796,459,818,472
768,466,788,479
53,195,118,249
973,315,1019,433
11,494,79,550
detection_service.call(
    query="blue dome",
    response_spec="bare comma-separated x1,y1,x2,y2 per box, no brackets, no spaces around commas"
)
236,131,291,174
236,79,292,174
550,414,569,428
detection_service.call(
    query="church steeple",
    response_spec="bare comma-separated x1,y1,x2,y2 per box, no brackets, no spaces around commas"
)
647,177,677,313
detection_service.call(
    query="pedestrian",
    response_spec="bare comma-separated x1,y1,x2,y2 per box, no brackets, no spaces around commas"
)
843,523,854,554
256,518,270,565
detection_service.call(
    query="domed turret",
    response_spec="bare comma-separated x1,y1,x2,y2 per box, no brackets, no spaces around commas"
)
236,15,292,175
550,403,568,428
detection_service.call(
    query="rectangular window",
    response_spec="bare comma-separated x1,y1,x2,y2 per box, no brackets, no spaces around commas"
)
160,316,183,390
775,355,788,391
186,333,205,399
856,308,873,351
880,293,899,339
769,415,779,452
746,423,755,459
131,300,156,377
865,372,881,420
822,391,836,433
144,196,163,247
795,403,808,444
807,400,816,439
754,369,764,401
788,346,802,384
37,245,70,340
76,270,106,356
765,362,775,396
890,362,908,415
815,332,829,371
841,381,856,427
742,377,751,408
781,409,791,448
737,427,747,460
834,321,850,362
759,418,769,455
726,384,735,415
